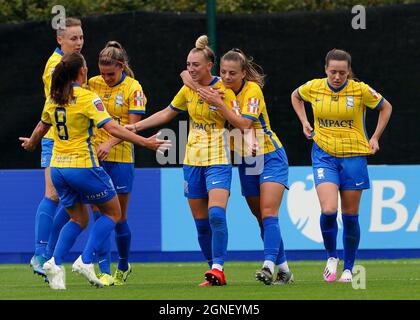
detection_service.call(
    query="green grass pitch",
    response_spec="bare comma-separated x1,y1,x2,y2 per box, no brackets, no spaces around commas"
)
1,259,420,300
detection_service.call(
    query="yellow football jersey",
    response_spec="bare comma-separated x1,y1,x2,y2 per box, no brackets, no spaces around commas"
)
170,77,236,166
89,73,146,163
41,84,112,168
234,81,283,156
42,48,64,140
298,78,384,157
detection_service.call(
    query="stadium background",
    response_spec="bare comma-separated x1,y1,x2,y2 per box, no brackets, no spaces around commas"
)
0,3,419,263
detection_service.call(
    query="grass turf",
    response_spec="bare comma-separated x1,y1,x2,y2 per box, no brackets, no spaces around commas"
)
1,259,420,300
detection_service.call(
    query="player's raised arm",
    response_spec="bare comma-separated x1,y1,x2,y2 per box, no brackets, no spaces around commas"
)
125,106,178,132
102,120,171,154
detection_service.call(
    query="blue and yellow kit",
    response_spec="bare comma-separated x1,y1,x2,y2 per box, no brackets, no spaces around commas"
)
42,48,65,140
236,80,283,156
41,84,112,168
88,73,146,163
298,78,384,157
170,77,237,166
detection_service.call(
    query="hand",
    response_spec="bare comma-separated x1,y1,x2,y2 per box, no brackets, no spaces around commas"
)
197,87,224,107
302,121,314,139
369,137,380,154
125,123,138,132
96,141,112,161
19,137,35,151
145,132,172,154
244,128,259,157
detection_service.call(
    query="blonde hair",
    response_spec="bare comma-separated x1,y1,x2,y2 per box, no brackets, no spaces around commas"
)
190,35,215,63
98,41,134,78
222,48,266,88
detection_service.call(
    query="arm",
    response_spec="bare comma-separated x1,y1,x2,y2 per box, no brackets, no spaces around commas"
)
19,121,50,151
197,87,253,131
369,99,392,154
125,106,178,132
97,114,142,161
102,119,171,153
180,70,200,91
291,89,314,139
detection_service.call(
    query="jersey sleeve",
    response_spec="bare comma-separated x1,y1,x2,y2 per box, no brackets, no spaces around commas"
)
40,101,52,126
128,81,147,115
222,88,240,115
241,85,264,121
169,86,188,113
297,80,314,103
360,82,384,110
86,95,113,128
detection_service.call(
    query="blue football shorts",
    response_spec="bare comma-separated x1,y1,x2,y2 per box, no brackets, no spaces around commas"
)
41,138,54,168
238,147,289,197
183,164,232,199
51,167,117,208
100,161,135,194
311,142,370,190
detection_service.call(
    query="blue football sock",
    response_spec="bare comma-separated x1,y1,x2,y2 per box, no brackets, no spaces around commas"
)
320,212,338,258
53,221,83,265
34,197,57,256
209,206,228,267
276,238,287,265
44,205,70,260
194,218,213,268
262,216,280,264
260,219,286,265
342,213,360,271
82,215,116,264
115,220,131,272
93,211,112,274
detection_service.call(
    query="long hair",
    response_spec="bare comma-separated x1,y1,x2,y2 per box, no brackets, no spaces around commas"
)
325,48,355,80
98,41,134,78
221,48,265,88
50,52,85,105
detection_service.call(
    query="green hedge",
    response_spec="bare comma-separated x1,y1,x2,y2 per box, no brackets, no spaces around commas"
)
1,0,418,24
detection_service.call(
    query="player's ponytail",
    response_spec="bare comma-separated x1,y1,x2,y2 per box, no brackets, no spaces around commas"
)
190,35,215,63
50,52,85,105
222,48,266,88
325,48,357,80
99,41,135,78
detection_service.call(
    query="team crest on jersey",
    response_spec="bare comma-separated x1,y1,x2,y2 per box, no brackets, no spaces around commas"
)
247,98,259,114
208,105,217,111
133,90,144,107
346,96,354,107
230,100,241,115
115,93,124,107
368,87,379,99
317,168,325,179
93,98,104,111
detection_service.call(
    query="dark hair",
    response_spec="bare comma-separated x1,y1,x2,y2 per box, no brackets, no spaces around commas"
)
221,48,265,88
99,41,134,78
50,52,85,105
325,48,355,79
56,17,82,37
189,35,215,63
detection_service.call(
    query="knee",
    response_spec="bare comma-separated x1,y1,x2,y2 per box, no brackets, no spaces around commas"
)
208,207,226,226
260,206,277,219
46,194,59,203
321,206,338,214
